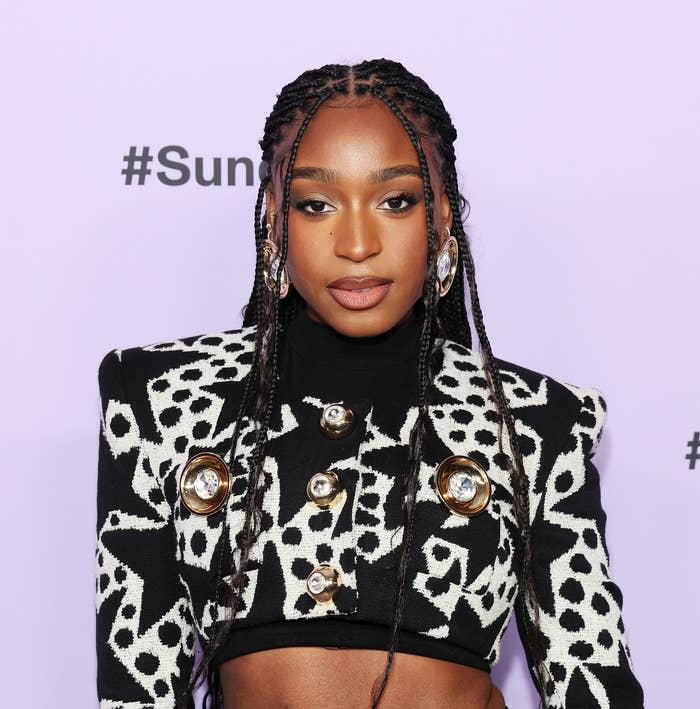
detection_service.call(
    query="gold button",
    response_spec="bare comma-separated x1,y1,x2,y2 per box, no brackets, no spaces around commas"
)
306,564,342,602
434,455,491,517
306,471,343,508
319,403,355,439
179,452,230,515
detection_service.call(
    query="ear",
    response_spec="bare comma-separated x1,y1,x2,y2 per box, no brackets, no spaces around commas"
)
438,187,453,246
264,185,279,244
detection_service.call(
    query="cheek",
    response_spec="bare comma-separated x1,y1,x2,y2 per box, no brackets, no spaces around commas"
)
283,213,327,282
384,223,429,295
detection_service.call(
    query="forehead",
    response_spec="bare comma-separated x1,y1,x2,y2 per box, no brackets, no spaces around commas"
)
293,97,419,170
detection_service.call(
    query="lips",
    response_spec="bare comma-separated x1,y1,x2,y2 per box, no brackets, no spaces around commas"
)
327,276,391,290
326,277,393,310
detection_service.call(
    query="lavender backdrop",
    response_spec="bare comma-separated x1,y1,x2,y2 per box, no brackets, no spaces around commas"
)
2,2,697,707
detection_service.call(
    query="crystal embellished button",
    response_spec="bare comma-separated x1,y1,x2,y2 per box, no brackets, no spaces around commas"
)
305,564,342,602
306,471,343,507
434,455,491,517
319,403,355,439
179,452,230,515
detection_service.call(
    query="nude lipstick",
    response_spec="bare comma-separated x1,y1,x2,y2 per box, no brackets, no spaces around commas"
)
326,275,392,310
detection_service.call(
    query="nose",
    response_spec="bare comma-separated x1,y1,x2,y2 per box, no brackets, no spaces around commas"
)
332,208,382,262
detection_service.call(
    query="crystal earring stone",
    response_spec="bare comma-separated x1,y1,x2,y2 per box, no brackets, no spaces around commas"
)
270,254,279,281
436,236,458,297
437,247,451,282
263,238,288,296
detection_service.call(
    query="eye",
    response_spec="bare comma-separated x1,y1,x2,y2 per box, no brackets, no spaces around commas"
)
294,199,335,217
378,191,420,213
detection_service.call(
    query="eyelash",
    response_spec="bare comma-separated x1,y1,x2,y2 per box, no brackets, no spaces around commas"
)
294,191,420,218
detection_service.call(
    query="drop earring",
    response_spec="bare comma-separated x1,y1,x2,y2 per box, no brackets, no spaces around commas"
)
435,225,458,297
262,221,290,299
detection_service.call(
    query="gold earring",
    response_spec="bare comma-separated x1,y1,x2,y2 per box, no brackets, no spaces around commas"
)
262,222,290,299
435,225,458,297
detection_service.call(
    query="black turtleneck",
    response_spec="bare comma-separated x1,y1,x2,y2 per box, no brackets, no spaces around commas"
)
278,306,422,406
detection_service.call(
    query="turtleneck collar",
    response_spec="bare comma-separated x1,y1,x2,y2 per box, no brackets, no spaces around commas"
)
284,306,421,371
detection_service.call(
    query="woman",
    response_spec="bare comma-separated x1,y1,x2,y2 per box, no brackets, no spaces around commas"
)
95,59,644,708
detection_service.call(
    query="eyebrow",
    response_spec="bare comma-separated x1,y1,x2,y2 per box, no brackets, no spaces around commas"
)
290,164,423,184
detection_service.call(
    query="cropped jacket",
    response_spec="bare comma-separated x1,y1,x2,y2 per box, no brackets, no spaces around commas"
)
95,307,644,708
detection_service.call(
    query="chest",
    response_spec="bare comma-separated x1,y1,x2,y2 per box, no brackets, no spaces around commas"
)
169,372,541,639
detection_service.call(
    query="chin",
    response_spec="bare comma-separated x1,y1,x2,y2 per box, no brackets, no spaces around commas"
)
316,303,406,338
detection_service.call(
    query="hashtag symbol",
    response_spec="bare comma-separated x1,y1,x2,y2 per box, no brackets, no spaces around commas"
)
122,146,153,185
687,432,700,469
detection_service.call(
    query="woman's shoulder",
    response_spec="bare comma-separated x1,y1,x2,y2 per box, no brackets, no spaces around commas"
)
98,323,258,389
437,337,608,466
97,324,258,440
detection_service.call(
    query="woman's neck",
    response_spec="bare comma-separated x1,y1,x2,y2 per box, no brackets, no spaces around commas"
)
284,305,421,371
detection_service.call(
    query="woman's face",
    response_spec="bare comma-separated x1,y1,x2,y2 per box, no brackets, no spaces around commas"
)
266,96,452,338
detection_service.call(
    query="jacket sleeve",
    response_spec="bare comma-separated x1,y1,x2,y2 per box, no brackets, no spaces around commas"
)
96,348,196,708
515,386,645,708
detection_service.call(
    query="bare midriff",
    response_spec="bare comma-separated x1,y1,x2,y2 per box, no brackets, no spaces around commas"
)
219,646,506,709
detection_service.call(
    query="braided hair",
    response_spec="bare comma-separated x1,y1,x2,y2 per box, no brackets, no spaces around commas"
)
179,58,552,709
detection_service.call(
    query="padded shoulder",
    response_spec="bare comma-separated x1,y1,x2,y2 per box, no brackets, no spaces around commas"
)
439,338,607,464
493,350,608,457
112,324,257,383
99,324,257,443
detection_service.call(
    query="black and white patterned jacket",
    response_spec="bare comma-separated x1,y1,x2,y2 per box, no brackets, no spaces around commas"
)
96,313,644,708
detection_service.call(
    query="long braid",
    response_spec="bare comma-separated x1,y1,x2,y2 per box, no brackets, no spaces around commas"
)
353,83,441,708
180,59,551,709
240,174,270,325
178,174,271,707
445,172,551,705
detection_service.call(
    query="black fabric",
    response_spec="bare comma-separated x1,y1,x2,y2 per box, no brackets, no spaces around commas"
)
278,305,422,402
283,305,421,369
212,617,491,672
